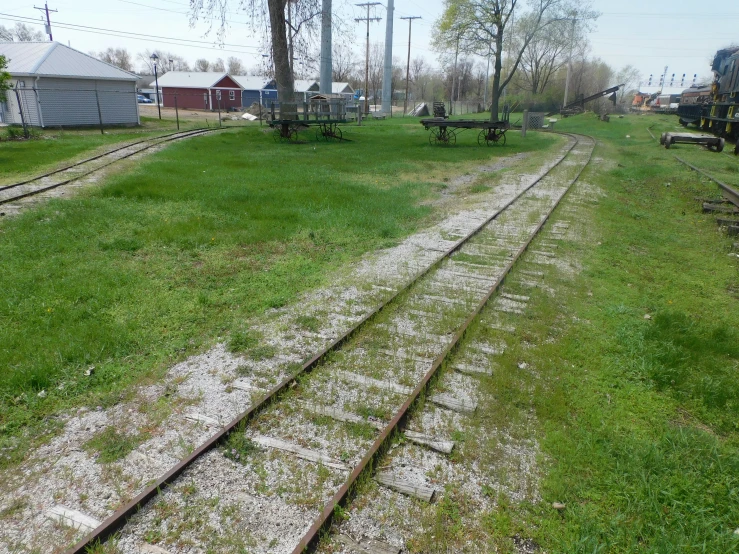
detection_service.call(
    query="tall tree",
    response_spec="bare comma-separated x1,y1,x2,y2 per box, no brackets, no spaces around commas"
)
212,58,226,72
0,23,45,42
137,50,190,74
227,56,244,74
332,45,355,82
95,48,134,72
194,58,211,72
435,0,593,120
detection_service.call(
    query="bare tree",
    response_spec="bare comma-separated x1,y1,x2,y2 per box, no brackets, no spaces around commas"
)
0,23,45,42
368,43,384,107
513,15,573,94
227,56,244,74
615,64,641,103
137,50,190,74
436,0,595,120
194,58,212,72
95,48,134,72
332,45,355,82
212,58,226,72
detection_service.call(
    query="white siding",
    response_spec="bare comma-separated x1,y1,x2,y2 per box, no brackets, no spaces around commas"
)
3,80,42,126
37,78,138,127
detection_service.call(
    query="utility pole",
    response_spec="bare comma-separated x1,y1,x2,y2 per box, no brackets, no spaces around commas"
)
381,0,394,116
562,14,576,108
401,16,421,116
356,3,381,115
319,0,332,94
34,2,57,41
450,33,459,115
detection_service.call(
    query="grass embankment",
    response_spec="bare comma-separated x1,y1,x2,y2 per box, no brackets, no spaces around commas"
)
453,114,739,551
0,119,557,466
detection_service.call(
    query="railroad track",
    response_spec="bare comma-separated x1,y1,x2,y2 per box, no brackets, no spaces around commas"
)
0,128,218,207
674,155,739,209
44,133,595,554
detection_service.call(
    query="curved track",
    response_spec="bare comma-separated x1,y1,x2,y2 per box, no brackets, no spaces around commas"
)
57,133,596,554
0,128,218,207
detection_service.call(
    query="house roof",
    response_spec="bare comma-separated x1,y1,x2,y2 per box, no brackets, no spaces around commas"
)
231,75,274,90
152,71,228,89
294,79,319,92
331,82,354,94
0,41,138,80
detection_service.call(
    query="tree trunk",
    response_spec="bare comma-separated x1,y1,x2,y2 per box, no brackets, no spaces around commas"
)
268,0,295,102
489,34,503,122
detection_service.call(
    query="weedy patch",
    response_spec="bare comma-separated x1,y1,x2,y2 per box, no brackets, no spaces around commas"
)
83,426,150,464
222,433,259,464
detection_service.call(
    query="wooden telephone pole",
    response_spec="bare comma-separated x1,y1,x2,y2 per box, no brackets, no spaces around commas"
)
355,2,381,115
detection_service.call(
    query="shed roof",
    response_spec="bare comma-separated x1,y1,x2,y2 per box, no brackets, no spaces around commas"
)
231,75,274,90
332,82,354,94
0,41,138,80
152,71,229,89
294,79,319,92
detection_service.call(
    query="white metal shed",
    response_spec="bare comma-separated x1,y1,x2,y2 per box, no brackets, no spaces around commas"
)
0,41,139,127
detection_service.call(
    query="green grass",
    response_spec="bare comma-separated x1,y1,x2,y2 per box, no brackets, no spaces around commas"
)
83,426,150,463
446,113,739,552
0,121,557,467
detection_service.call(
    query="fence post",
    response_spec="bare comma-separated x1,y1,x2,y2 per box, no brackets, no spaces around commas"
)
217,96,222,128
95,89,104,135
174,95,179,130
14,87,29,139
521,109,528,138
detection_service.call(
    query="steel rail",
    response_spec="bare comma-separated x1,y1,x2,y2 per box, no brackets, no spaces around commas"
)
0,128,210,193
674,154,739,208
0,129,218,207
291,134,596,553
62,134,581,554
647,125,656,140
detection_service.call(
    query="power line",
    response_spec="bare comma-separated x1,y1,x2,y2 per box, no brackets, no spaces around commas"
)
400,16,421,115
0,13,262,52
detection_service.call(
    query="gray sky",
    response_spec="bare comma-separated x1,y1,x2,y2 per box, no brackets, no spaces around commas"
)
1,0,737,84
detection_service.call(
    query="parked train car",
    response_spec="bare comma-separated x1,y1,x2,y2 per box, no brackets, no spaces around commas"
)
677,47,739,143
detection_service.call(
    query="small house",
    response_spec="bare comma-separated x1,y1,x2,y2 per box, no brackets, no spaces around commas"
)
230,75,277,107
153,71,242,111
0,41,139,127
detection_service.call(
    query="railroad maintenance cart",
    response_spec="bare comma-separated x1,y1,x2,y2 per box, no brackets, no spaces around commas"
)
269,95,349,142
420,104,510,146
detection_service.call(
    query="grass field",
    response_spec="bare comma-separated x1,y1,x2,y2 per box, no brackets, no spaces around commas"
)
437,113,739,552
0,117,557,466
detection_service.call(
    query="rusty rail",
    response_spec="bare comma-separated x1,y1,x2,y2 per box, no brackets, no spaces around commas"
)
291,134,595,552
674,155,739,208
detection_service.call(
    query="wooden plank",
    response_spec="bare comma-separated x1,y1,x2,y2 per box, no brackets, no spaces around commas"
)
530,250,556,258
303,403,383,430
470,343,505,356
229,380,260,392
252,435,348,470
520,270,544,277
404,430,455,454
377,349,434,364
438,269,496,282
419,294,467,305
46,506,101,533
496,305,524,315
337,371,412,395
501,292,530,302
184,413,220,428
429,393,478,413
451,362,493,376
375,472,436,502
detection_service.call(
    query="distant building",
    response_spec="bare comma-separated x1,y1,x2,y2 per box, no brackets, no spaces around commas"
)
0,41,139,127
152,71,242,111
294,80,320,103
230,75,277,107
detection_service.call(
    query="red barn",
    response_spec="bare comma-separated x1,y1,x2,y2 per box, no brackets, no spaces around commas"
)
151,72,243,111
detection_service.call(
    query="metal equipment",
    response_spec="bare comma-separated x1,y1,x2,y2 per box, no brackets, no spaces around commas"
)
661,132,725,152
421,106,510,146
269,95,349,142
549,84,625,117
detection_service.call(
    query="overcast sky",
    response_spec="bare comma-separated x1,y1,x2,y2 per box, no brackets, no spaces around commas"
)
1,0,737,85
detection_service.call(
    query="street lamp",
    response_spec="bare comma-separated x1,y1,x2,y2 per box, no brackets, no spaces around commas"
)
151,52,161,119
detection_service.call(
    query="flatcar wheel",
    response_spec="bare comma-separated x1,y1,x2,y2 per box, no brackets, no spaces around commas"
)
494,131,507,146
716,138,725,153
316,127,325,141
734,141,739,156
659,132,666,145
334,127,343,142
446,130,456,145
664,134,672,149
273,128,282,143
477,129,489,146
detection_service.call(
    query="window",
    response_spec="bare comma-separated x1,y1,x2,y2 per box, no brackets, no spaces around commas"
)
229,90,235,101
216,90,222,100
